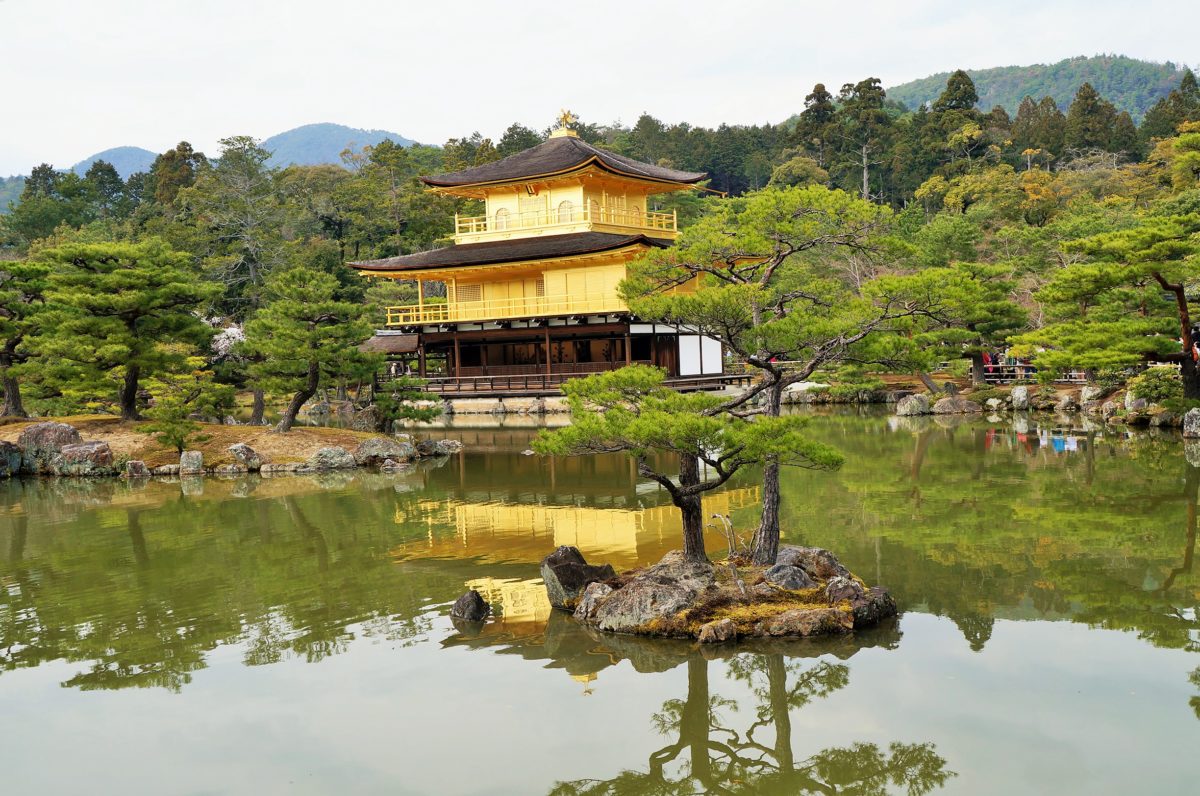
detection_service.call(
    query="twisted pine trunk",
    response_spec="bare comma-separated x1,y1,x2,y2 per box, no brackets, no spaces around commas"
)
1,371,25,418
250,388,266,425
676,452,708,563
751,378,785,565
120,365,141,421
276,361,319,433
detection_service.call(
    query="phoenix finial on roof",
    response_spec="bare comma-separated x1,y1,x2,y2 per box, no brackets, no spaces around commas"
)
557,108,578,131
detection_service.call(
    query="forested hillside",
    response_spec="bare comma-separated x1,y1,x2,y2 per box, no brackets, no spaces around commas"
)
889,55,1188,121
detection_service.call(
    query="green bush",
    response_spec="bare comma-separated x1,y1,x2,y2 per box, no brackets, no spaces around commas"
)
1129,367,1183,402
827,379,887,400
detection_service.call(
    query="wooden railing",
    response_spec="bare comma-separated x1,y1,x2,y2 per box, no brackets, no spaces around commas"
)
420,372,748,396
386,291,627,326
455,205,676,237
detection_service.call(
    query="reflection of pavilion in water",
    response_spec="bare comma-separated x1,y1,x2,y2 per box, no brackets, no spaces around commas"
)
398,439,761,567
395,486,761,569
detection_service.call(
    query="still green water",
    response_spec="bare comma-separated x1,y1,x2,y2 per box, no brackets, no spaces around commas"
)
1,410,1198,794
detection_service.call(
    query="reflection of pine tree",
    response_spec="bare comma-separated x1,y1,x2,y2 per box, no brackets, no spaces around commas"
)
549,654,953,795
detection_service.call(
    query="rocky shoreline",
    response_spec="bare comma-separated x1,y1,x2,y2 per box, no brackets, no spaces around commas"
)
534,545,896,644
0,420,463,479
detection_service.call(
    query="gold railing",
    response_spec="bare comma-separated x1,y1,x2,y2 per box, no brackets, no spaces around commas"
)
386,291,627,326
455,205,676,236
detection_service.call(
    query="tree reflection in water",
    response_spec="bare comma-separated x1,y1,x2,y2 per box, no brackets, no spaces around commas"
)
549,653,953,795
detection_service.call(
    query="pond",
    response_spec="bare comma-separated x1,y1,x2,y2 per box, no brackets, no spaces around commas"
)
1,410,1198,794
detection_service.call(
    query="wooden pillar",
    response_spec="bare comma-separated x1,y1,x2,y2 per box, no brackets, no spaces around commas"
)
416,278,424,317
624,330,631,366
453,334,461,379
418,336,427,378
544,326,551,376
650,334,658,370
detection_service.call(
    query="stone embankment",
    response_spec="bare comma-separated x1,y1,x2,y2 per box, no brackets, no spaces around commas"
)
0,420,463,479
894,384,1196,429
539,544,896,643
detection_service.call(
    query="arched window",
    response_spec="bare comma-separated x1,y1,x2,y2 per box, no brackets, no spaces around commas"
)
630,205,642,225
557,200,575,223
494,208,510,230
589,199,600,222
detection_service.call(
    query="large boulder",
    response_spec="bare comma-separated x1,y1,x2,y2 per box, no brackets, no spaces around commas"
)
541,546,616,610
449,590,490,622
825,575,866,604
353,437,416,467
776,546,851,581
179,450,204,475
1080,385,1111,403
589,551,714,633
1184,408,1200,439
764,607,854,637
124,460,151,478
0,441,22,478
573,582,614,622
227,443,263,471
850,587,898,628
1149,409,1183,428
1101,400,1120,420
1010,385,1030,411
52,441,115,476
1056,394,1078,412
416,438,464,457
932,396,982,415
763,563,815,590
697,618,737,644
895,393,930,416
349,405,382,432
17,421,82,474
306,446,356,470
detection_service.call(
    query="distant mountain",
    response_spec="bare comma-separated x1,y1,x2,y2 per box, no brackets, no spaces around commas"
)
70,146,157,179
887,55,1190,121
0,175,25,213
262,123,415,168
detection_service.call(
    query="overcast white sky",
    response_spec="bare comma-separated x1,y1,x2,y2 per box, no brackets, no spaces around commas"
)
2,0,1197,175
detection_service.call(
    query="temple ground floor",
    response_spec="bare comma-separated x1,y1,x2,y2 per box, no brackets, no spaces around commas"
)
368,316,744,397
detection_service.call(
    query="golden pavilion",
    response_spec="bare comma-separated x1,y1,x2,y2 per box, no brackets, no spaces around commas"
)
351,113,732,397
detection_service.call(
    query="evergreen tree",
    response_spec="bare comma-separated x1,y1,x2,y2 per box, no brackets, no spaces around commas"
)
28,240,218,420
932,69,979,112
532,366,840,563
624,185,938,564
83,160,127,218
148,141,208,209
1064,83,1119,152
832,78,894,199
1013,213,1200,397
795,83,836,166
241,267,377,432
496,123,544,157
1141,69,1200,141
0,259,50,417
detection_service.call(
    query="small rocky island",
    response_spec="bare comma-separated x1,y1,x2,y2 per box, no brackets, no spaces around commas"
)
540,545,896,644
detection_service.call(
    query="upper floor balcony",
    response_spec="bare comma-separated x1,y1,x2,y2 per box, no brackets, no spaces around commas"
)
454,203,677,244
386,291,627,327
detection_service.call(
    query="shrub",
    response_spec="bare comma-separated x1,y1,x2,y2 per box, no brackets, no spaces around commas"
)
1129,366,1183,402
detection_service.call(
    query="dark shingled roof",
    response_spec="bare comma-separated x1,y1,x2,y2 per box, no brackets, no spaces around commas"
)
358,333,418,354
350,232,672,273
422,135,705,188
